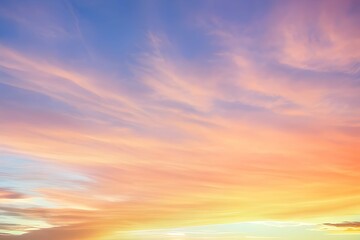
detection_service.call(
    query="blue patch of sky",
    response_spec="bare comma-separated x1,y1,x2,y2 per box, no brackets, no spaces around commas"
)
0,154,91,197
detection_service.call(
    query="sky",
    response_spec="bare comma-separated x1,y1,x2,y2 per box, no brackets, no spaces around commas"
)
0,0,359,239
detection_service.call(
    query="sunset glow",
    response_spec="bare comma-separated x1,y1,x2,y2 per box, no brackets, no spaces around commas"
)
0,0,359,239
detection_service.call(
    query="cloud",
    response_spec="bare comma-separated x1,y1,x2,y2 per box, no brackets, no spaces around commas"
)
0,188,26,200
322,221,360,234
268,0,360,74
324,222,360,228
324,221,360,228
0,223,103,240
